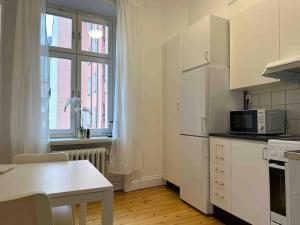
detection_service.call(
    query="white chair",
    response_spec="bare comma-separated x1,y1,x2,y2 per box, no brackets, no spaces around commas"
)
12,153,75,225
0,193,54,225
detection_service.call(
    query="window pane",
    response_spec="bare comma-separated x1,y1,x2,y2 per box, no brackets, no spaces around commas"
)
46,14,72,49
81,20,109,55
49,57,72,130
81,60,108,129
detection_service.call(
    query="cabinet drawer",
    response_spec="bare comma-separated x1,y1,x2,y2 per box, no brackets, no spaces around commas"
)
210,169,231,192
210,138,231,161
211,159,231,179
211,186,231,212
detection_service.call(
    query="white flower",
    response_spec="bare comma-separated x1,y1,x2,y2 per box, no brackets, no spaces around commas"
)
64,97,82,112
64,97,92,128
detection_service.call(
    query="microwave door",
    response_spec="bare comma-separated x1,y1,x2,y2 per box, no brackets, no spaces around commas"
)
230,110,258,133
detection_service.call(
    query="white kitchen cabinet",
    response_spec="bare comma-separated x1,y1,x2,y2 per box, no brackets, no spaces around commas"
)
230,0,279,89
287,158,300,225
180,135,210,213
280,0,300,58
231,140,270,225
180,66,208,136
210,137,232,212
162,34,181,186
182,15,229,72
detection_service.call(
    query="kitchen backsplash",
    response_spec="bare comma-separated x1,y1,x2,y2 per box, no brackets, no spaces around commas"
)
248,84,300,135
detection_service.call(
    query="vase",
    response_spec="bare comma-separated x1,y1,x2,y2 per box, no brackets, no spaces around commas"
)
77,129,86,139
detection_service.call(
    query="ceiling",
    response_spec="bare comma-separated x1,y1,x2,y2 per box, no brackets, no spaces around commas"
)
47,0,117,18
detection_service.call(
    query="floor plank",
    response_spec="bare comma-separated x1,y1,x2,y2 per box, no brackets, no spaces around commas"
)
75,186,223,225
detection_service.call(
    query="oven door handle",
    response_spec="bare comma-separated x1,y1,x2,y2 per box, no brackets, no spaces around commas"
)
269,163,285,170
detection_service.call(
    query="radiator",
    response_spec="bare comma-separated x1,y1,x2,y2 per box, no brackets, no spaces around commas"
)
62,148,124,190
64,148,108,175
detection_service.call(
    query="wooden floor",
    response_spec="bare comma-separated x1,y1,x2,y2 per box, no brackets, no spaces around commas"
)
75,186,223,225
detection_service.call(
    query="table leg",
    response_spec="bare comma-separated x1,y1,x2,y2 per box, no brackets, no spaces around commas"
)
102,190,113,225
79,202,87,225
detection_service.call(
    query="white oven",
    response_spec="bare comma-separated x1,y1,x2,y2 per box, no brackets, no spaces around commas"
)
269,160,288,225
268,139,300,225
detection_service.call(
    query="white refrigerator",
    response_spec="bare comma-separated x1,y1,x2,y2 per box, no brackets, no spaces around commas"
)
179,65,242,214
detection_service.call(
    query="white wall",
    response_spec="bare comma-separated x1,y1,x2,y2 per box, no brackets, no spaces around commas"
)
124,0,165,191
140,0,164,180
162,0,264,40
188,0,262,24
162,0,189,43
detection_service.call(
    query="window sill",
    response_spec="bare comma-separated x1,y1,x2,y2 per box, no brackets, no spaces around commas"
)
49,136,112,146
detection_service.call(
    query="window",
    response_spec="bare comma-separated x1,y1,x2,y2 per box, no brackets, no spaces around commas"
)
46,13,73,49
46,8,113,137
79,16,111,56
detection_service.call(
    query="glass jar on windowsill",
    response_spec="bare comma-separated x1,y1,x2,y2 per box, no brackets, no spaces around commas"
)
77,127,86,139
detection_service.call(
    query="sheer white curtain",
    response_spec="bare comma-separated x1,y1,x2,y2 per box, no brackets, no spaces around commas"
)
10,0,49,156
109,0,143,174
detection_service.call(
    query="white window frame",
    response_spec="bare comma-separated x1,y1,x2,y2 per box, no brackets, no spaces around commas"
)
46,8,77,54
48,51,76,138
77,55,113,136
77,15,113,59
47,7,114,138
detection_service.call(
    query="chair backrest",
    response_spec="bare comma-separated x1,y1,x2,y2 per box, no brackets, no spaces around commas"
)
0,193,53,225
12,152,69,164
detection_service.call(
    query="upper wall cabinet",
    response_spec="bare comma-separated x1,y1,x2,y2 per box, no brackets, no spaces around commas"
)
182,15,229,72
280,0,300,59
230,0,280,89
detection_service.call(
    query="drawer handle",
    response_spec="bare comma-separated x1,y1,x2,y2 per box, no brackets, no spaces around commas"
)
214,180,224,186
215,156,224,160
215,193,225,199
215,168,224,173
215,144,224,148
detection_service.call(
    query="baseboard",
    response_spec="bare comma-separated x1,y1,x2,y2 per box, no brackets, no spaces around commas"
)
123,174,163,192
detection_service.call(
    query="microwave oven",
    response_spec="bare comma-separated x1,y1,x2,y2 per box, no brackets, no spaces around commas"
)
230,109,285,134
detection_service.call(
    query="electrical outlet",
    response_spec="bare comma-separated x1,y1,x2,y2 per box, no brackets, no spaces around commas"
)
245,95,251,104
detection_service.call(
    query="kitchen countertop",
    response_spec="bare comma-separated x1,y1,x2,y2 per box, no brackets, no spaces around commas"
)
209,132,296,142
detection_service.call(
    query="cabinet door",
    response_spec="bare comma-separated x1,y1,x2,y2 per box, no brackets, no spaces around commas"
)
280,0,300,58
182,16,209,71
288,159,300,225
180,67,208,136
231,140,269,225
230,0,279,89
180,136,210,213
162,34,181,186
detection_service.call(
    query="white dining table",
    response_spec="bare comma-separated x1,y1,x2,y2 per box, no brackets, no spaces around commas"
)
0,160,113,225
